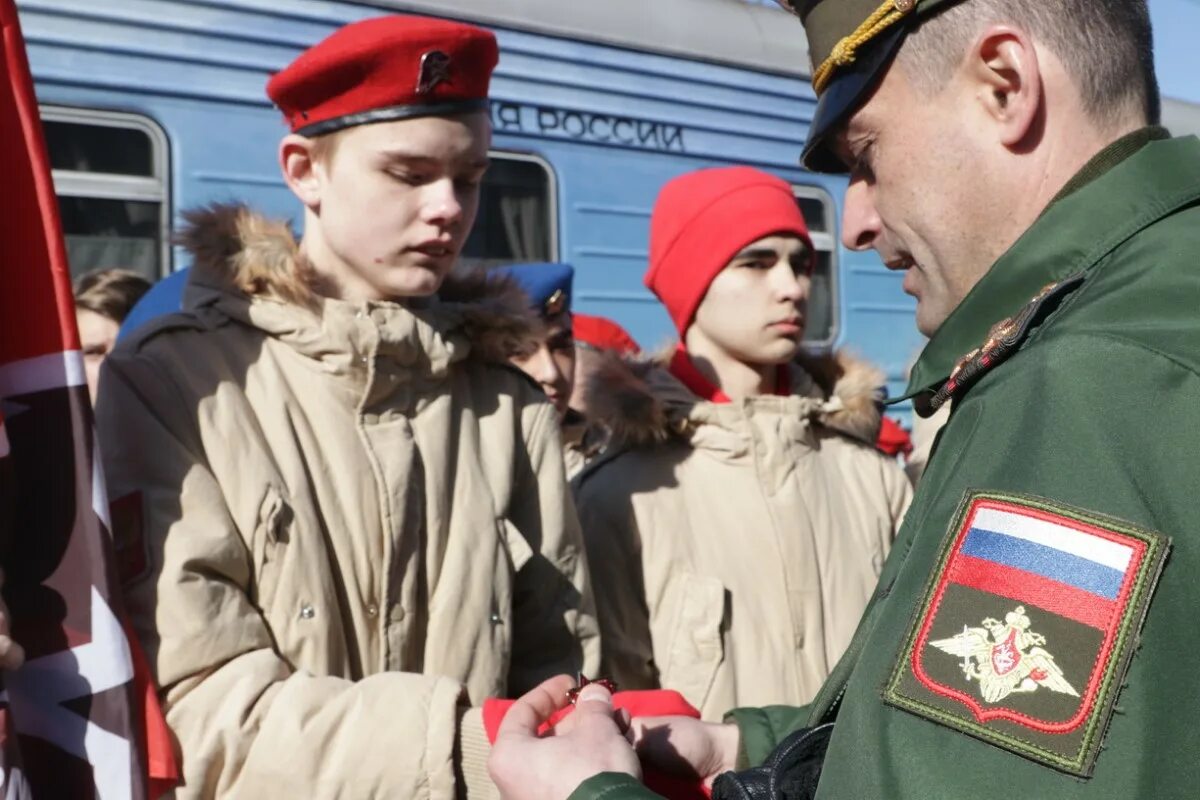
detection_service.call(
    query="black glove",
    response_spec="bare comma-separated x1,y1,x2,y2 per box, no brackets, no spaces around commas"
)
710,723,834,800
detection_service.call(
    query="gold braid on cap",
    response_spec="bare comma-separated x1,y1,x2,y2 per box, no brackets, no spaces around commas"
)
811,0,917,94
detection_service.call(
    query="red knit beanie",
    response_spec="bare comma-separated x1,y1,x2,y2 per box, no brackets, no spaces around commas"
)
645,166,813,334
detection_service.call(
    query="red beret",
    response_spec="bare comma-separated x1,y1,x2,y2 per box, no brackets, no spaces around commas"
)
573,313,641,355
267,15,499,136
645,167,813,335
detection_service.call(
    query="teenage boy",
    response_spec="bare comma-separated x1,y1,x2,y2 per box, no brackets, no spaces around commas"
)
495,262,610,481
96,16,598,797
573,166,912,721
496,263,577,419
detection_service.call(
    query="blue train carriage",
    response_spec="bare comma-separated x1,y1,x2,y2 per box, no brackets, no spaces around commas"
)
18,0,1200,406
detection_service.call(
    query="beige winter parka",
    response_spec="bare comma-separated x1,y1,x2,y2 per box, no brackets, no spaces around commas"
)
96,205,599,798
573,351,910,721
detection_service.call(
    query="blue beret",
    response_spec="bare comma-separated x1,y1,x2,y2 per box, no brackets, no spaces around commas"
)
494,262,574,318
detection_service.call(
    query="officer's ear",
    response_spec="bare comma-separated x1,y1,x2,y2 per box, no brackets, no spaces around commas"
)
279,134,324,211
965,24,1042,150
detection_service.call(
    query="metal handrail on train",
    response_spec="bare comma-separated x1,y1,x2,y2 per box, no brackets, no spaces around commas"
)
365,0,812,78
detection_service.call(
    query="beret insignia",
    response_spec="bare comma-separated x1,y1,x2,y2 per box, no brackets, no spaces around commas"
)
416,50,451,95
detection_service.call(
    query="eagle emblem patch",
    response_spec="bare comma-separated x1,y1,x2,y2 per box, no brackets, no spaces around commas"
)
930,605,1078,704
885,491,1169,776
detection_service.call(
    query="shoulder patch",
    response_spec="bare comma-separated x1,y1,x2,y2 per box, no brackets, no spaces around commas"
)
884,490,1169,776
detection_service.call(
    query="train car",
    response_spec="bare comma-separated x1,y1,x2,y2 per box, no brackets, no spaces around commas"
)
18,0,926,402
17,0,1200,404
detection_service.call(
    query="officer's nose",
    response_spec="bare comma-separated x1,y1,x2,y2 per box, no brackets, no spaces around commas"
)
842,178,882,252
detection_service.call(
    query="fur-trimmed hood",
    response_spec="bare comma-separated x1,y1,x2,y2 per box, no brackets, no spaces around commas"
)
586,346,885,450
176,203,541,366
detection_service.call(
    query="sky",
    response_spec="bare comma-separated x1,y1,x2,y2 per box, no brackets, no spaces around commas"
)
739,0,1200,103
1149,0,1200,102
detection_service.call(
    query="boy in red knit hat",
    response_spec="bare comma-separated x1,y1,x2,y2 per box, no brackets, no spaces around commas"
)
96,15,598,798
572,166,911,721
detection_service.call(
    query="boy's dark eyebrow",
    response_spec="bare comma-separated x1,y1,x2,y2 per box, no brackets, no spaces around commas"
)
732,247,779,261
733,243,810,262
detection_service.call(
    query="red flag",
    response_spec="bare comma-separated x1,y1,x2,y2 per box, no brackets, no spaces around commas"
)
0,2,176,796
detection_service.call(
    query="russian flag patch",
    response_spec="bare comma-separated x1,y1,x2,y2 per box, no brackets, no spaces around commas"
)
885,491,1169,776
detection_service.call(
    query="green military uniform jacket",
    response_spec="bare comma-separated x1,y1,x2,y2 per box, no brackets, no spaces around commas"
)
570,132,1200,799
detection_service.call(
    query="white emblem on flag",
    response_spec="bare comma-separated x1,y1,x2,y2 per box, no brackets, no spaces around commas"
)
0,588,135,800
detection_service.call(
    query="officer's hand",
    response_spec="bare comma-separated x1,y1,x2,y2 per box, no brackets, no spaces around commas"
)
630,716,740,788
489,675,641,800
0,569,24,671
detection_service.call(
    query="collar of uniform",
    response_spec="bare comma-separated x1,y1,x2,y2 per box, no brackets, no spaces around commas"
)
901,131,1200,404
1048,126,1170,206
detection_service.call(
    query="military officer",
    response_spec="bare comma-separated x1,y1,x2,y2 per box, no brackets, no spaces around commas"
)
489,0,1200,798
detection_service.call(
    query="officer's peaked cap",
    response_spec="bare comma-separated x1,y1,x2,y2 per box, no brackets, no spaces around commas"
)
777,0,967,173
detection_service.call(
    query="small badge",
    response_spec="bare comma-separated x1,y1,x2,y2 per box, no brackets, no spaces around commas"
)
416,50,451,95
543,289,567,317
885,491,1169,776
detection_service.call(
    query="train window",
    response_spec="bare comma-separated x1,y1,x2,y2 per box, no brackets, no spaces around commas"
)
460,153,557,269
793,186,838,346
796,196,829,233
39,107,170,282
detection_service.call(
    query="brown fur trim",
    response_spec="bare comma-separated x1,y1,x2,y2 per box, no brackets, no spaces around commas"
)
588,346,886,449
812,350,885,445
177,202,541,360
438,268,541,363
179,203,318,309
584,351,673,449
176,203,242,281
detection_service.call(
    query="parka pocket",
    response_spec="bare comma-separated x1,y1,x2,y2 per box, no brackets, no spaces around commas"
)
662,573,726,712
251,485,292,610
